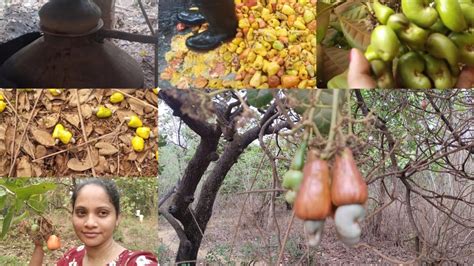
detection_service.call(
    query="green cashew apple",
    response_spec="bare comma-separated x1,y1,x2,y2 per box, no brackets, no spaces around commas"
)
459,1,474,27
398,22,430,51
282,170,304,190
434,0,467,32
422,53,456,88
370,25,401,62
426,33,460,74
429,18,450,34
401,0,438,28
372,0,395,25
285,190,297,204
31,224,40,233
387,13,410,33
290,142,307,171
364,45,381,61
370,59,396,88
397,51,432,88
449,31,474,66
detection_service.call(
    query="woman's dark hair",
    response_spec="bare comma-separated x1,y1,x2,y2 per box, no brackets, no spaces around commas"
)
71,178,120,217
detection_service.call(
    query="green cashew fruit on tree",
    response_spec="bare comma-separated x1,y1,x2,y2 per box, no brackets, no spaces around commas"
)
434,0,467,32
397,52,432,88
369,25,401,62
450,31,474,66
401,0,438,28
361,0,474,88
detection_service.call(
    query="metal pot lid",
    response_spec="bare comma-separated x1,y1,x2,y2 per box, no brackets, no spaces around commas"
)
39,0,102,36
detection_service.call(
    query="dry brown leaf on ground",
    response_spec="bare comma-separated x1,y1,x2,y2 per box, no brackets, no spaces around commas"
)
22,138,36,158
94,156,109,175
68,90,93,107
30,128,55,147
37,113,60,128
67,157,95,172
95,142,119,156
63,113,80,128
35,145,47,159
16,156,32,177
80,104,93,119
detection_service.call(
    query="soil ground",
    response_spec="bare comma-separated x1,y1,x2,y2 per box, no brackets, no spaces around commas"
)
158,196,419,264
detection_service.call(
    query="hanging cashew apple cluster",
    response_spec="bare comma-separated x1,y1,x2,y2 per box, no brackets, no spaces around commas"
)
285,148,368,247
219,0,316,88
366,0,474,88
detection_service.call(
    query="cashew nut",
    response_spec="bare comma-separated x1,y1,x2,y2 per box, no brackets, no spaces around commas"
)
334,204,365,246
304,220,325,247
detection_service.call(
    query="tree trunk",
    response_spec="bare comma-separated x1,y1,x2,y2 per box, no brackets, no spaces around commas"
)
93,0,116,29
176,129,262,263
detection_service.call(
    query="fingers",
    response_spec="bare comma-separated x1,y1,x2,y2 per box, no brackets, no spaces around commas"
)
456,66,474,89
347,48,377,89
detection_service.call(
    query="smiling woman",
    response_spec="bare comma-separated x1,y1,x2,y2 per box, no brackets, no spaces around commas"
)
28,179,158,266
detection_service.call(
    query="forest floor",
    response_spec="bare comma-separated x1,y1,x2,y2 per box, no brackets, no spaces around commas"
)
158,196,419,265
0,0,157,88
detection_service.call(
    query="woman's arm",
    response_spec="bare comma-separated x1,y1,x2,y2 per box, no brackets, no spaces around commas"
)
29,244,44,266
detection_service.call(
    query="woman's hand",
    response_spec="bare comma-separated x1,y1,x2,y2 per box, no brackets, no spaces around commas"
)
347,48,377,89
347,48,474,89
29,236,45,266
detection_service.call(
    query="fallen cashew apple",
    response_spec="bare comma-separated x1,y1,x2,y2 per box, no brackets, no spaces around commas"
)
131,135,145,152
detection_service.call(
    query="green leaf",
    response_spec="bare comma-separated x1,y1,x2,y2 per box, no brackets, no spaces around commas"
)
27,194,47,213
327,71,349,89
0,195,5,211
317,2,332,43
1,205,14,238
337,3,371,51
247,90,273,108
319,46,350,84
12,210,29,225
13,183,56,200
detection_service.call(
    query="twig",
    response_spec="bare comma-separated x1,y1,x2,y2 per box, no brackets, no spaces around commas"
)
75,89,97,177
364,198,395,222
296,250,309,265
277,210,296,265
229,155,266,258
9,91,19,172
8,89,43,177
136,0,155,36
235,188,287,195
355,242,425,264
188,206,204,237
